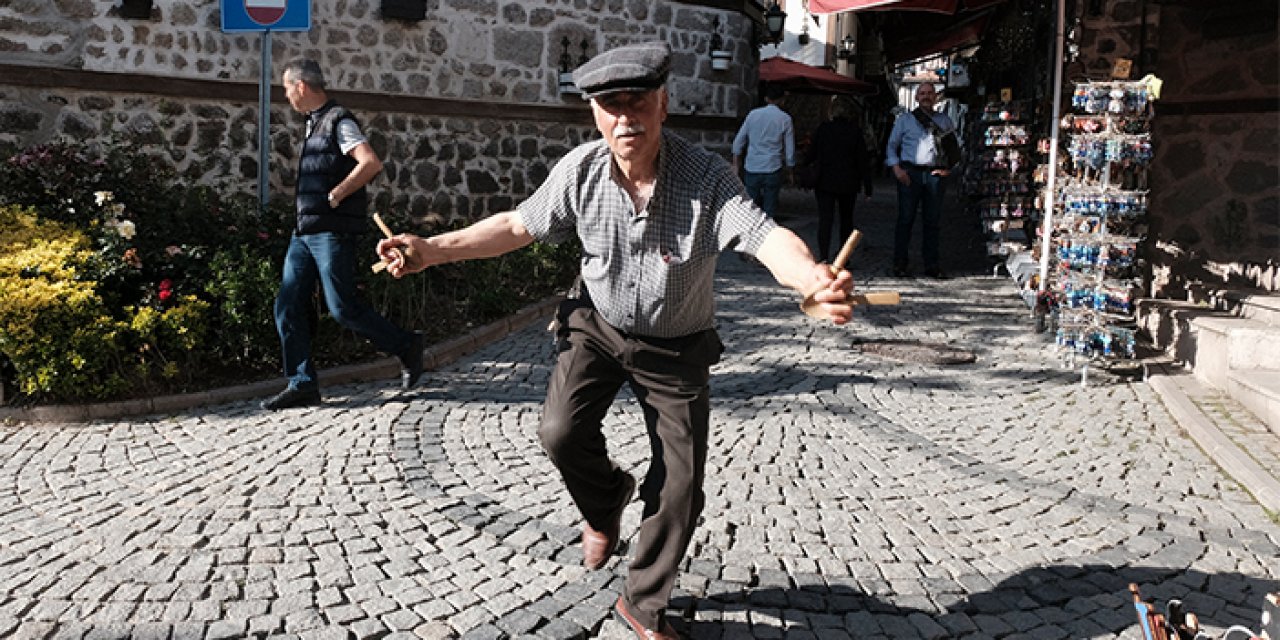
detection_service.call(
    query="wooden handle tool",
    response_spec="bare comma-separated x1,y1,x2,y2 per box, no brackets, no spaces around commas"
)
800,229,901,318
370,212,409,274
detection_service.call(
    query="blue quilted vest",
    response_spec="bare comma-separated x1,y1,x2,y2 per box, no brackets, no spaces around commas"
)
295,100,368,235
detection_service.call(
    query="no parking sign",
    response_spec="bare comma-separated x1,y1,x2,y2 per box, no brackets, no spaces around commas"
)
219,0,311,206
221,0,310,32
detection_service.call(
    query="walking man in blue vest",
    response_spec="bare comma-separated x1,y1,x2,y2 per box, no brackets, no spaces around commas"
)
261,58,423,410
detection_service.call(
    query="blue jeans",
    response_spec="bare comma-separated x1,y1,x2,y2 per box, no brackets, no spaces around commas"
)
274,232,412,390
894,168,947,270
743,170,784,218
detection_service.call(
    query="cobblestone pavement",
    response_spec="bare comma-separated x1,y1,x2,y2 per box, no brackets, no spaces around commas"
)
1,185,1277,639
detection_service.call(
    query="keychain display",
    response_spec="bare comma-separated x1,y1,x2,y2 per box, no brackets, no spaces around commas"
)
980,199,1033,219
1055,237,1138,275
980,148,1027,174
984,124,1031,147
1070,82,1151,115
969,99,1039,260
1061,189,1148,218
981,101,1030,122
1054,323,1137,358
1042,79,1155,364
1068,134,1153,171
1062,113,1149,135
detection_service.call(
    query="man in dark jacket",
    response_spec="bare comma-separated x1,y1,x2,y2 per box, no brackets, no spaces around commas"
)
804,96,873,263
261,58,422,411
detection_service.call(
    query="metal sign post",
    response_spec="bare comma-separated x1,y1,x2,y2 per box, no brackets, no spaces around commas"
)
221,0,311,208
258,31,272,207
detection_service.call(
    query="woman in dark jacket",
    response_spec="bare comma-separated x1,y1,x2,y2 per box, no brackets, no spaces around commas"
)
804,96,873,262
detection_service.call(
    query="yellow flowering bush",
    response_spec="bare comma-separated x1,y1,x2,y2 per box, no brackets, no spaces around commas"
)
0,205,210,401
0,139,578,406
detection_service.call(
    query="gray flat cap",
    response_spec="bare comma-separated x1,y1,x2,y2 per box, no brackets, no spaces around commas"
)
573,40,671,99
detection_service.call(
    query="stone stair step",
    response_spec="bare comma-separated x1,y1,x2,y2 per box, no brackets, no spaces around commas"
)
1148,363,1280,514
1188,316,1280,389
1227,369,1280,437
1234,292,1280,327
1135,298,1215,356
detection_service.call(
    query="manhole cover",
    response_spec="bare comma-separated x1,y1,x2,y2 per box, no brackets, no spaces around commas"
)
850,338,976,365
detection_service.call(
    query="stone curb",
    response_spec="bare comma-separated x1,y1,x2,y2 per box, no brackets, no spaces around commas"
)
1147,362,1280,513
0,295,564,425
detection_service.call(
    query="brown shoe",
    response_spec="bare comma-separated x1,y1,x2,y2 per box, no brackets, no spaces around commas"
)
581,472,635,570
614,596,680,640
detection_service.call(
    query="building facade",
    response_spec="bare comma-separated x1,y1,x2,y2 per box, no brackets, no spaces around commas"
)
0,0,765,221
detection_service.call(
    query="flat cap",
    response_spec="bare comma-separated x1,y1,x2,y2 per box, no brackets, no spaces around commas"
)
573,40,671,99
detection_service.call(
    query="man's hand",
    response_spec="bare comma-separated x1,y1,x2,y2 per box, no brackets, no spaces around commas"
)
931,168,950,177
892,165,911,186
804,262,856,325
376,234,428,278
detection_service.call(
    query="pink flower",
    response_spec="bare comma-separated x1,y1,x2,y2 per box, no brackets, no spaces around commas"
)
257,232,270,240
165,245,182,257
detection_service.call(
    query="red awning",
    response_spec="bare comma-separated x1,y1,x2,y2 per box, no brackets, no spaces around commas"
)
808,0,1004,14
808,0,957,14
884,11,992,62
758,57,877,95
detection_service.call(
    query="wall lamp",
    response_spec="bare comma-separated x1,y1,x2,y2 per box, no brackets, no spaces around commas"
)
710,17,732,71
558,36,591,96
836,34,855,60
761,1,787,46
382,0,426,21
120,0,152,19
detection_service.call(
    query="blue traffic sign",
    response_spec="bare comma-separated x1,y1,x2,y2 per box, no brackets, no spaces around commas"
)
221,0,310,32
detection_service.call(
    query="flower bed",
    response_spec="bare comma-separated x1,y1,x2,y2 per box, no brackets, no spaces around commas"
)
0,139,578,405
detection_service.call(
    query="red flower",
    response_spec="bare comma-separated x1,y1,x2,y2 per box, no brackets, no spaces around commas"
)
158,289,172,303
159,278,173,291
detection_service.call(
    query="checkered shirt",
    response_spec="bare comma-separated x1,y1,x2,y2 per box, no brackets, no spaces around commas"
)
518,130,777,338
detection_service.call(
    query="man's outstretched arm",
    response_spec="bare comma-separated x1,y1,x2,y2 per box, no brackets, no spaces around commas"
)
376,211,535,278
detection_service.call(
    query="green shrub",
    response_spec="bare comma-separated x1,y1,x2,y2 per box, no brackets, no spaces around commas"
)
204,245,282,366
0,138,580,405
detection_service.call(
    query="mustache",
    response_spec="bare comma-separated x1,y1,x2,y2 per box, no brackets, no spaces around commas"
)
612,124,646,137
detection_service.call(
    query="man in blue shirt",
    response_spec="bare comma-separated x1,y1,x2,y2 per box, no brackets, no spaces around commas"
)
885,83,955,278
732,84,796,218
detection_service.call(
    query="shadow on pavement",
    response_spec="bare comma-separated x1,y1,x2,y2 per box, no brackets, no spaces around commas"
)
674,566,1278,638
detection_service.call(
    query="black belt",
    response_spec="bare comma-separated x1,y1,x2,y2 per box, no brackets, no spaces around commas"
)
900,162,942,170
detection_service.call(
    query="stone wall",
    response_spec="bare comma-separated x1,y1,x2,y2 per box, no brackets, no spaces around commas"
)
1147,3,1278,295
1073,0,1278,294
0,0,757,220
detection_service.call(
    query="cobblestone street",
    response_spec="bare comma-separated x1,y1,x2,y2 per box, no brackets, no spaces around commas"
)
1,184,1277,639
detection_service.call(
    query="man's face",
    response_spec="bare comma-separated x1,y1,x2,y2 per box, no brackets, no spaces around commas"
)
916,84,938,110
282,72,307,113
590,88,668,164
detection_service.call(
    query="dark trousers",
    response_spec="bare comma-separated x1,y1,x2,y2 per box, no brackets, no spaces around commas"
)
894,168,947,271
743,169,784,218
815,190,857,263
538,301,722,629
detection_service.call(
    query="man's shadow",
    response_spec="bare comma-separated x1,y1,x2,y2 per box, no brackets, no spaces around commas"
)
670,565,1277,638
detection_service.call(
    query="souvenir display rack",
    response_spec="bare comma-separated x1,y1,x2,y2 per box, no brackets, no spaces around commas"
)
1046,81,1154,365
965,100,1039,261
